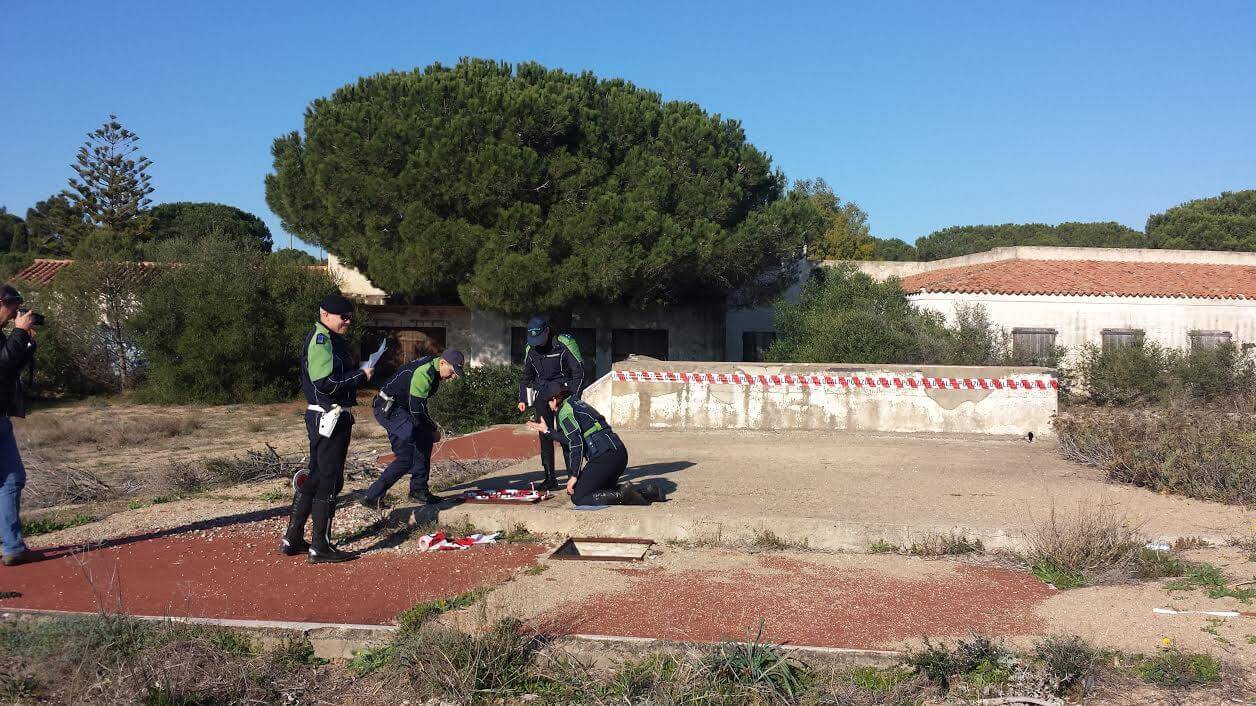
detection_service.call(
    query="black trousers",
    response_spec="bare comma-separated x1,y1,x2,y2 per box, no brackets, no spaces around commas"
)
302,409,353,500
365,399,434,499
532,397,569,474
570,445,628,505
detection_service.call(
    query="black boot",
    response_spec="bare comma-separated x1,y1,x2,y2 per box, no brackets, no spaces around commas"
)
408,489,445,504
280,492,313,555
540,468,559,491
588,488,627,505
617,481,652,506
636,481,667,503
308,499,354,564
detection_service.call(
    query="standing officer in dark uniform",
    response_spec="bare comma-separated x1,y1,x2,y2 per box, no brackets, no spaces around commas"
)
281,294,373,564
516,316,584,490
527,382,664,505
360,349,465,509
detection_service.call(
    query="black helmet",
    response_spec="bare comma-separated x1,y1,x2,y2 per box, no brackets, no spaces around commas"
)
538,381,569,403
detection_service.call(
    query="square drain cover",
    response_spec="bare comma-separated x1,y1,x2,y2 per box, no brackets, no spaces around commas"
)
549,537,654,562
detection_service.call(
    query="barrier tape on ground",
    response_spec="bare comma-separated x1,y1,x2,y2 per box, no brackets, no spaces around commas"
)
611,370,1059,392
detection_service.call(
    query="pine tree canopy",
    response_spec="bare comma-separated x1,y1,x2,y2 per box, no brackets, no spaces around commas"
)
265,58,824,314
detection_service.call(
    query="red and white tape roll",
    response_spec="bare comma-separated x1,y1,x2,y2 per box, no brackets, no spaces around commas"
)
611,370,1058,392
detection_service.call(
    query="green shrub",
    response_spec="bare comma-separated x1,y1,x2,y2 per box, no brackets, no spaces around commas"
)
1055,406,1256,505
1076,341,1168,405
388,617,535,697
1034,634,1104,694
134,236,338,404
1025,503,1144,587
1168,342,1256,402
907,634,1011,690
21,514,97,536
1136,648,1222,688
428,363,526,434
702,623,813,701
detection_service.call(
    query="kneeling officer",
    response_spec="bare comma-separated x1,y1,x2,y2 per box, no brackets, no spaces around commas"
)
528,382,665,506
361,349,465,509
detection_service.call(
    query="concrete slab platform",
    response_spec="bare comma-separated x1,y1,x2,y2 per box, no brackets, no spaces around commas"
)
440,429,1255,552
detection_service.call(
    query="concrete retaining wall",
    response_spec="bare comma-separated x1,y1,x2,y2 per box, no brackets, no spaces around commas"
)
582,359,1057,437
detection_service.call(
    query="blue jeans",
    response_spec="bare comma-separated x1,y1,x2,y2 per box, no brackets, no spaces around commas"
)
0,417,27,557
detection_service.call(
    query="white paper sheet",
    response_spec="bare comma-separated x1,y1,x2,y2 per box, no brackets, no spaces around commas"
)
362,339,387,370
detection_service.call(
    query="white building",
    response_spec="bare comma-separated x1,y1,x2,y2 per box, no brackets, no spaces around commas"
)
853,246,1255,359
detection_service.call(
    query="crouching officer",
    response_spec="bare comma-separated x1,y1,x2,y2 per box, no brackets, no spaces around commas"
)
527,382,665,506
517,316,584,490
360,349,465,509
281,294,373,564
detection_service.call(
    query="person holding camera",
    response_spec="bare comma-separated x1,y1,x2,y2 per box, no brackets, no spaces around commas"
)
0,285,39,567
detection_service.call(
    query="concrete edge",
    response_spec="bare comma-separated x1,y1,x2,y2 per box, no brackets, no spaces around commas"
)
0,607,902,664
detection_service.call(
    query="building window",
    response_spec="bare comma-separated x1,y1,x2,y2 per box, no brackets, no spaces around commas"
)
1189,330,1232,350
742,331,776,362
1011,328,1057,365
612,328,668,362
511,327,598,380
1101,328,1143,350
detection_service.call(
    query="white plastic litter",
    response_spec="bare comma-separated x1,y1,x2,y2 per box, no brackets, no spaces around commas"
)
418,531,500,552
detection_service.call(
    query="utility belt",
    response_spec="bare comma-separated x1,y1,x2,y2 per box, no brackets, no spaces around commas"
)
307,404,351,438
582,428,620,460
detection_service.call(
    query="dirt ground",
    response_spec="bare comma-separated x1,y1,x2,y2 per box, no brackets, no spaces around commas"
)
6,399,1256,689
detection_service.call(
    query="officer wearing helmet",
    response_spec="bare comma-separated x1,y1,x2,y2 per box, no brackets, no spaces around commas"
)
516,316,584,490
527,381,665,506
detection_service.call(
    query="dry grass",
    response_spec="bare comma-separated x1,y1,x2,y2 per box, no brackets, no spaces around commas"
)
20,413,203,449
1026,503,1146,587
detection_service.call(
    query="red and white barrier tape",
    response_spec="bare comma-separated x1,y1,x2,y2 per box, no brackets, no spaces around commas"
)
611,370,1058,392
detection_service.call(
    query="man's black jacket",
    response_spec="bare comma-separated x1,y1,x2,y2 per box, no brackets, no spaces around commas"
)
0,327,35,418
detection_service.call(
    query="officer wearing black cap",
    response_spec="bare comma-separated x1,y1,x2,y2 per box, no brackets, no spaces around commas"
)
527,382,665,506
360,349,465,508
281,293,373,563
517,316,584,490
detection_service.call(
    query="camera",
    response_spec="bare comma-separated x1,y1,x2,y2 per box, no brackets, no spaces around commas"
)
17,308,45,326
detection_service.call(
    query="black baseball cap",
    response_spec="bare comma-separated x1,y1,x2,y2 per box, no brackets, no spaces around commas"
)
538,381,569,402
319,293,354,315
441,349,466,378
526,315,549,346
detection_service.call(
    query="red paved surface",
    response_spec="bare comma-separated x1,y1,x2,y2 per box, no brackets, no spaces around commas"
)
378,425,542,465
0,523,542,624
543,556,1056,649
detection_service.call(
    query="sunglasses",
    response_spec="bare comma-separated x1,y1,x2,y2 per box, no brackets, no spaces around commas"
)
337,313,353,321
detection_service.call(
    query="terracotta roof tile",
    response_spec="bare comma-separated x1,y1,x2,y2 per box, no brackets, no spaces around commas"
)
900,260,1256,300
10,258,165,286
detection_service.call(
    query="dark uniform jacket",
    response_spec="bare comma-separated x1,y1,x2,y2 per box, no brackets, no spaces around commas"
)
555,398,620,476
378,356,442,430
518,337,584,404
302,322,364,410
0,327,34,418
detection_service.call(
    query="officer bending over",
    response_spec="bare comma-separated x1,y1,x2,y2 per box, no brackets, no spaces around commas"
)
281,294,372,564
360,349,465,509
528,382,665,506
517,316,584,490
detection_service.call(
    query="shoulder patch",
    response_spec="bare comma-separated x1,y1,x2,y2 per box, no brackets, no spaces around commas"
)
315,333,327,344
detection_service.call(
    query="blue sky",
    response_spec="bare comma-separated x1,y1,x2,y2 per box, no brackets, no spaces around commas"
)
3,1,1254,252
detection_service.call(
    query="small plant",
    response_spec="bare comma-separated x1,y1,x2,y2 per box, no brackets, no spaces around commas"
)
395,586,492,634
347,645,394,676
127,499,150,510
1131,547,1186,579
1025,503,1145,586
1032,562,1086,589
702,622,813,701
1034,634,1104,695
1136,648,1222,688
502,522,540,543
869,538,899,554
206,629,254,655
524,564,549,576
907,633,1012,690
268,637,325,667
749,528,809,552
259,488,286,502
1165,562,1256,603
908,531,984,556
21,514,97,536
